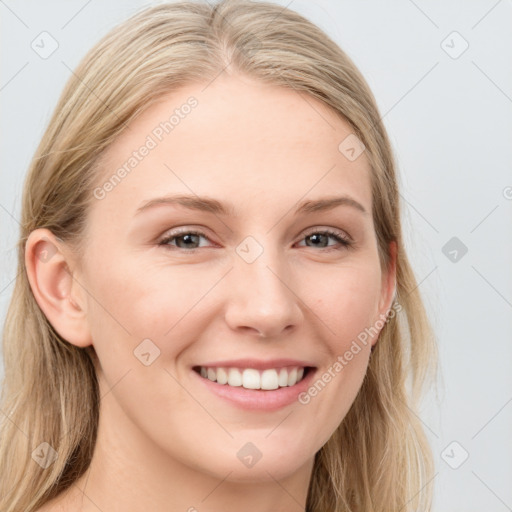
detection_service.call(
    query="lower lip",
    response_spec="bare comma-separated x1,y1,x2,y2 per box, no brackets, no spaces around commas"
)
192,368,317,411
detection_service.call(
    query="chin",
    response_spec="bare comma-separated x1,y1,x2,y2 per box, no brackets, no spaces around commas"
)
204,447,313,483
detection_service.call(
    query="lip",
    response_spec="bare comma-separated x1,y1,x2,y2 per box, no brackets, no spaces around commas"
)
194,358,315,370
191,364,317,411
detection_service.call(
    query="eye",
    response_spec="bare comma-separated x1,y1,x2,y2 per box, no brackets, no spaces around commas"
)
296,229,352,251
158,228,352,252
158,229,212,250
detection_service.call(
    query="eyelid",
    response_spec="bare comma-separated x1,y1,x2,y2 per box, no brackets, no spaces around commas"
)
158,227,215,247
301,226,352,242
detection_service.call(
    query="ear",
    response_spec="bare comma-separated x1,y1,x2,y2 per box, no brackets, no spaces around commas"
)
372,240,398,347
25,228,92,348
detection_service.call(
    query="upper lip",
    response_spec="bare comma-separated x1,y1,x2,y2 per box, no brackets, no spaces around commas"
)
194,358,317,370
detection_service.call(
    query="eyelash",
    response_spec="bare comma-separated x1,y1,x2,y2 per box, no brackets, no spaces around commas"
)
158,228,353,253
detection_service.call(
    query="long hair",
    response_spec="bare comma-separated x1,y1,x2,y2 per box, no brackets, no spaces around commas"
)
0,1,438,510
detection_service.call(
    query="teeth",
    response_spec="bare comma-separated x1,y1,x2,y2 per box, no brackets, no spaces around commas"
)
278,368,288,387
287,367,297,386
227,368,242,387
261,369,279,390
242,369,260,389
216,367,228,385
197,366,307,390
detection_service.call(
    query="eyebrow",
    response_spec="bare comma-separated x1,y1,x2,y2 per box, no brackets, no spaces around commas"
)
135,194,367,217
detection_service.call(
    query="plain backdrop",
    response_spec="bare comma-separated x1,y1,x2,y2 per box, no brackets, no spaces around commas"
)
1,1,511,510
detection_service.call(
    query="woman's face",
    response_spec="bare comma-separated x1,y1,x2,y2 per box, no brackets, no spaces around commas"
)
67,74,395,483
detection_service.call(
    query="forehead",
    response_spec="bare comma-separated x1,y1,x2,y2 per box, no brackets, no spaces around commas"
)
91,74,372,222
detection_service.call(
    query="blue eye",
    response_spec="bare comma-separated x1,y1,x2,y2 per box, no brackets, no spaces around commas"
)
158,229,352,252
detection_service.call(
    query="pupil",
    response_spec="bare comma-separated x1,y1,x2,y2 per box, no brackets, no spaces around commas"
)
309,233,327,247
179,234,198,248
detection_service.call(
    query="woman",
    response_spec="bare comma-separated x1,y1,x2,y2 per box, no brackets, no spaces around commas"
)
0,1,437,510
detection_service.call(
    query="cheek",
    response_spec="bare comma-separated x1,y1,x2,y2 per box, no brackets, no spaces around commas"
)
84,252,196,340
312,262,382,351
81,252,226,404
295,263,381,441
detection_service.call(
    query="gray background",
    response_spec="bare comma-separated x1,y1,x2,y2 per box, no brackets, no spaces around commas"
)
1,1,511,510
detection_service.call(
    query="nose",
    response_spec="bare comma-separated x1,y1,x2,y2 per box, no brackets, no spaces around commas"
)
224,246,303,339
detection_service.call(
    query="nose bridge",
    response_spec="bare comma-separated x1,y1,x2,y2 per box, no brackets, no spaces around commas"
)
225,236,301,337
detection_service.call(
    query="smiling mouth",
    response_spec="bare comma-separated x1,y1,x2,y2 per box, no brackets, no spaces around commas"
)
192,365,314,390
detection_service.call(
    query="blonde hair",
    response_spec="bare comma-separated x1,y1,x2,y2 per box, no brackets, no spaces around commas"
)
0,1,438,510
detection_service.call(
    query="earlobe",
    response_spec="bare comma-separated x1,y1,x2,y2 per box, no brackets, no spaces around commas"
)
25,228,92,348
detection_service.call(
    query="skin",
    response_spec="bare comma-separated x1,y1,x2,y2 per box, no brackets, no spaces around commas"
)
28,73,396,512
